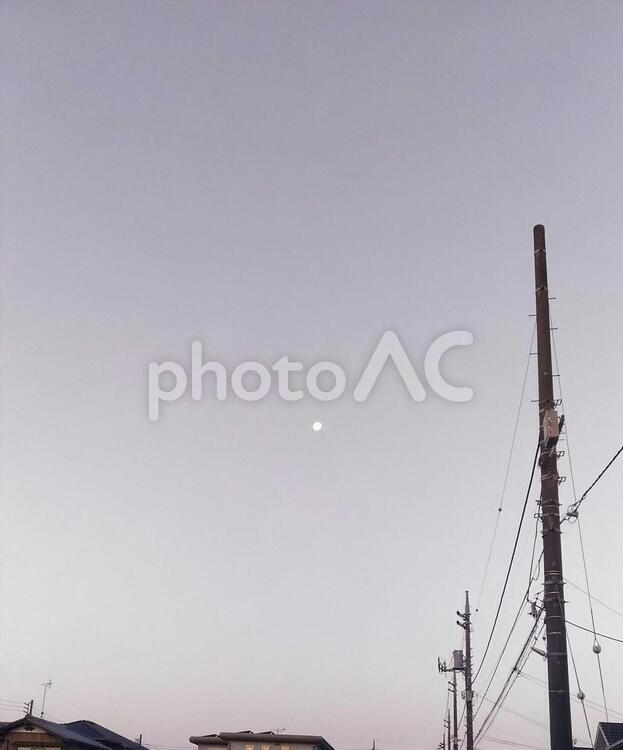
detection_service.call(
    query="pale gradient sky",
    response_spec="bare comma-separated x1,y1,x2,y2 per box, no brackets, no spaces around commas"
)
1,3,622,750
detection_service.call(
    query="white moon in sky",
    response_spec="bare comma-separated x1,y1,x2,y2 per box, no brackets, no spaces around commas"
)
312,421,323,432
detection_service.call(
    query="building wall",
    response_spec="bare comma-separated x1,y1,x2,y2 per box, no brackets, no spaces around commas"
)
229,740,317,750
2,727,62,750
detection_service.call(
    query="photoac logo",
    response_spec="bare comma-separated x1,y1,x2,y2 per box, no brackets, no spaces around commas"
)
147,330,474,421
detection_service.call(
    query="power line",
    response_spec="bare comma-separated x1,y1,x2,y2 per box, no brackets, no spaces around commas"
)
472,590,532,725
474,611,545,745
482,738,545,750
575,516,609,721
476,324,535,611
470,521,543,742
473,442,540,686
564,578,623,620
565,443,623,521
519,671,623,720
479,698,549,732
550,323,611,723
549,322,578,503
565,619,623,644
566,631,593,745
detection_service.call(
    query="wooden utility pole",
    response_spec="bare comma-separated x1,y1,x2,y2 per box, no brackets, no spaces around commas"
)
447,709,451,750
457,593,473,750
533,224,572,750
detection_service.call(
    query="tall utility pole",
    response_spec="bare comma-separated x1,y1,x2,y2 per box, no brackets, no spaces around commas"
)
447,709,451,750
457,592,473,750
533,224,572,750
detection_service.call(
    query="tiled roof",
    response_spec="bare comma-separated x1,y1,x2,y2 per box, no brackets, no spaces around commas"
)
0,715,141,750
64,720,144,750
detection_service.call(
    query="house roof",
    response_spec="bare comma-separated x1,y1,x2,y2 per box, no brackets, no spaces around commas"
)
0,716,142,750
63,720,144,750
598,724,623,750
189,732,335,750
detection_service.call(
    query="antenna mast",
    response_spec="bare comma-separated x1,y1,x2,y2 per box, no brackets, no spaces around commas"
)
40,680,52,718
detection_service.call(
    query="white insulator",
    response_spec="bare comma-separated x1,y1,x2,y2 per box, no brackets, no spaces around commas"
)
593,641,602,654
577,690,586,701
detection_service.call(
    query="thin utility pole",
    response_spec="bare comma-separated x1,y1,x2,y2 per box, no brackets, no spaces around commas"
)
457,593,473,750
533,224,572,750
452,669,458,750
447,709,451,750
438,653,460,750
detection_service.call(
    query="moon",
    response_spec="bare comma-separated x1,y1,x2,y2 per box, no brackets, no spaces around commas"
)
312,421,323,432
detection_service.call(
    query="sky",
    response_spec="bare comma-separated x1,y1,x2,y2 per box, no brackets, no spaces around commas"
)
1,2,622,750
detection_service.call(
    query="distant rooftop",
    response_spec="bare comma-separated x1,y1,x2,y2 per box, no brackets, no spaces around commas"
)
189,731,335,750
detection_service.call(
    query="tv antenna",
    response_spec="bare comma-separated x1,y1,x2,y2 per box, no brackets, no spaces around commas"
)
40,680,52,718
